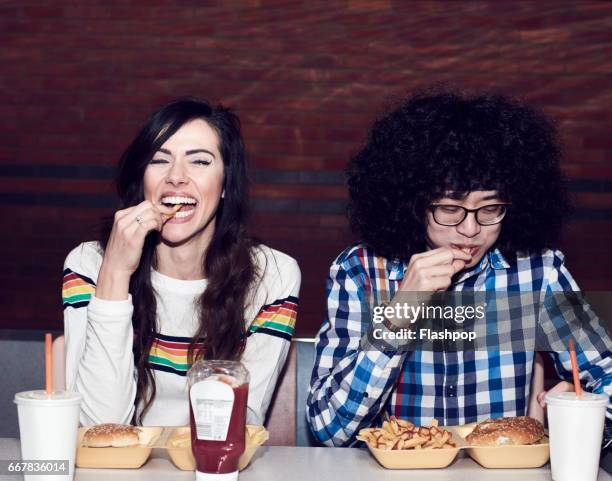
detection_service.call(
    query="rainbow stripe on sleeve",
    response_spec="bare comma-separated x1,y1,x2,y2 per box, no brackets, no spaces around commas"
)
62,268,96,309
247,296,298,341
147,333,203,377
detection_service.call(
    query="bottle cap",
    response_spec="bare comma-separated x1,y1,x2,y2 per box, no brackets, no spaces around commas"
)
195,470,239,481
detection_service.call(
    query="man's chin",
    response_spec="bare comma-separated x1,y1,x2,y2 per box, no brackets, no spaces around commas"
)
464,253,485,269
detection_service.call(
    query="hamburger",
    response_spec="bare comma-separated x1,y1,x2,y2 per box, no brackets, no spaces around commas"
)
465,417,545,446
83,423,142,448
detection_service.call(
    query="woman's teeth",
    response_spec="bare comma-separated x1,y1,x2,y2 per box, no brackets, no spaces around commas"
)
174,209,194,218
161,196,197,205
160,196,197,220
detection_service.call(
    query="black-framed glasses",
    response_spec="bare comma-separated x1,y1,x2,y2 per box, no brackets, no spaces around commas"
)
429,203,511,226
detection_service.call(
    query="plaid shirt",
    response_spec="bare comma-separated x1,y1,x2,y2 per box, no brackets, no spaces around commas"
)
306,244,612,446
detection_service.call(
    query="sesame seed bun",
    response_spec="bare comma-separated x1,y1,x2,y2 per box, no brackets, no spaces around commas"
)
83,423,142,448
465,417,545,446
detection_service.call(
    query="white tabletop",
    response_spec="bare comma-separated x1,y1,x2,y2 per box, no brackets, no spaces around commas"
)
2,438,611,481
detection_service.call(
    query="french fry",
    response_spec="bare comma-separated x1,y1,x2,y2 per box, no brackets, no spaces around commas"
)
403,435,428,448
379,428,397,441
390,419,400,435
396,418,414,430
161,203,182,221
358,418,457,451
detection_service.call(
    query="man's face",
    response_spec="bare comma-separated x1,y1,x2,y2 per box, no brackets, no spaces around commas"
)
426,190,504,269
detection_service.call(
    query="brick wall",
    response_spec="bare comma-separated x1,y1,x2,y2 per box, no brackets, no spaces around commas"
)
0,1,611,335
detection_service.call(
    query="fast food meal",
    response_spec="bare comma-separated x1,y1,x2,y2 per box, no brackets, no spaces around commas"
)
82,423,143,447
357,417,457,450
465,416,545,446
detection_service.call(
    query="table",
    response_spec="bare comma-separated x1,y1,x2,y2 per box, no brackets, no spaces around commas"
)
2,438,611,481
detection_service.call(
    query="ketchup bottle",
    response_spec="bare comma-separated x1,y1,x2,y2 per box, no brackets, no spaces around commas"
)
187,360,250,481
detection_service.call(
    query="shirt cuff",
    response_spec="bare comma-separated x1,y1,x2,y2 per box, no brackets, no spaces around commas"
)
88,294,133,323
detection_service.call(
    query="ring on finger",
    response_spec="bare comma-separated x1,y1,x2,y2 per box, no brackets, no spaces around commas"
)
135,214,144,225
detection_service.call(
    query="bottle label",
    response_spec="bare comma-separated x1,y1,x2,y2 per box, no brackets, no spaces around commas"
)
190,379,235,441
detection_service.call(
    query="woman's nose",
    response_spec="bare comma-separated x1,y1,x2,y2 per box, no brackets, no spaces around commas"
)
165,162,188,185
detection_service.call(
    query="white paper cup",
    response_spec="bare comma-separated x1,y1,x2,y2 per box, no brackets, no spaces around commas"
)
546,391,608,481
14,390,82,481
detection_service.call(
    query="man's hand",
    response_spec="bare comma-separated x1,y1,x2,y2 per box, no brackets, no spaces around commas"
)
399,247,473,292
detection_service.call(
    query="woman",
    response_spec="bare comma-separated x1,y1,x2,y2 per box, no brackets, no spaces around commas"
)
63,98,301,427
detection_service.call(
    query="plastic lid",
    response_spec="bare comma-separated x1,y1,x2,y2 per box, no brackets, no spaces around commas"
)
545,391,608,407
14,390,83,407
195,470,238,481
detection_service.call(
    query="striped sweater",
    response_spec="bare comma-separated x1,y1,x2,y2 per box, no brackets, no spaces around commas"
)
63,241,300,427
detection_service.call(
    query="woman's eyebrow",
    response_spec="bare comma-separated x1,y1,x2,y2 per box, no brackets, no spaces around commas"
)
156,148,217,159
185,148,216,158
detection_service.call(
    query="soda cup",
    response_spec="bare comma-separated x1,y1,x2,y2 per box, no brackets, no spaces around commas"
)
14,390,82,481
546,391,608,481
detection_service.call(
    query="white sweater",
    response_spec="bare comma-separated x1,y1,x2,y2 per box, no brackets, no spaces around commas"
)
62,241,300,427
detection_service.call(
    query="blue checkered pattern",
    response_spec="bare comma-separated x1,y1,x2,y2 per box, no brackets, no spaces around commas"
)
306,244,612,446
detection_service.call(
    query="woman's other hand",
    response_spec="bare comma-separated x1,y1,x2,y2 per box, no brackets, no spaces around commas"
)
536,380,575,408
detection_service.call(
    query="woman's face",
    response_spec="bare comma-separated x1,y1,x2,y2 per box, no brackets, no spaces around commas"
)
426,190,503,269
143,119,225,245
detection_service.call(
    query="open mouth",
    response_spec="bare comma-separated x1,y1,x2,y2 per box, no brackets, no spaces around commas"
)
452,244,480,257
160,196,197,219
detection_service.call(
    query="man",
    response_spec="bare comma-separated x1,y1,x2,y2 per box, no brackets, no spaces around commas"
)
306,90,612,446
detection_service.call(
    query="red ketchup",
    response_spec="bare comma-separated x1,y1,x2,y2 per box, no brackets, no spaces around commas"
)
187,360,250,481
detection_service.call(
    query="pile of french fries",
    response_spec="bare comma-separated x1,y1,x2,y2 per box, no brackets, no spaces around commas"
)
357,417,457,450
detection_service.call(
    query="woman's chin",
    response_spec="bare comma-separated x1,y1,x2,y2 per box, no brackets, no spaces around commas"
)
159,228,192,246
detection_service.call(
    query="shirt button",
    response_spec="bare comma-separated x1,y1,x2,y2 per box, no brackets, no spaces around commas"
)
446,385,456,397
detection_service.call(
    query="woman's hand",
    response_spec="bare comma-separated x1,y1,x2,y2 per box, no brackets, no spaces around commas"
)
96,200,178,300
536,380,575,408
399,247,473,292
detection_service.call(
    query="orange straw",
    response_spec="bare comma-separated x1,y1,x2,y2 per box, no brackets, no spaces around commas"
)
568,338,583,397
45,333,53,396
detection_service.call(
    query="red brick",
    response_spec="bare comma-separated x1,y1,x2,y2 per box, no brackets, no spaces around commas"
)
2,0,612,333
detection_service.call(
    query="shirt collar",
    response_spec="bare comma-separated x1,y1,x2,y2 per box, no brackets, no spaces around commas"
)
489,247,511,270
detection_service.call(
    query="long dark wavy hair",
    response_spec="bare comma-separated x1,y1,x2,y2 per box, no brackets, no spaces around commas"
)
101,98,258,424
347,89,572,263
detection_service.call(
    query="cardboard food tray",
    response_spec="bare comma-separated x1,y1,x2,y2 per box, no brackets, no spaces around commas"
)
166,425,269,471
365,426,466,469
76,426,163,469
453,424,550,469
